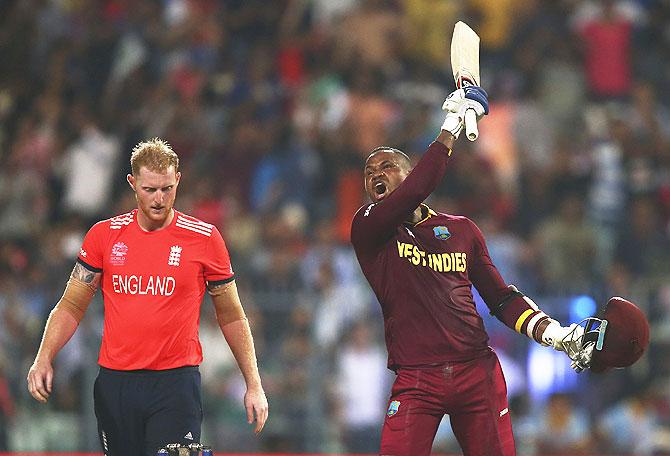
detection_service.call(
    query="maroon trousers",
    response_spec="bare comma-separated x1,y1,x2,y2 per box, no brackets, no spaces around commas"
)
379,350,515,456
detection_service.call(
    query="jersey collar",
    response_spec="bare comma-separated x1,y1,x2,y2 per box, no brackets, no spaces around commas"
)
405,203,437,227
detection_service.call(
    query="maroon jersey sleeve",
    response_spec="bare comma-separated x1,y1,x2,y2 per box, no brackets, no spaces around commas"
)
351,141,452,252
467,218,549,340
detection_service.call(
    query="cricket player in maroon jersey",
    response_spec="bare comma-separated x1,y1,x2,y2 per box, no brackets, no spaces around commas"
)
351,87,580,455
27,138,268,455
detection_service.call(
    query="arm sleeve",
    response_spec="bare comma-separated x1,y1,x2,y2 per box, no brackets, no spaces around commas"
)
350,141,452,252
77,221,106,272
467,218,550,341
204,227,236,285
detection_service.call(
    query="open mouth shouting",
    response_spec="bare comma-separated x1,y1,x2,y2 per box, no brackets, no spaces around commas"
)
372,181,388,201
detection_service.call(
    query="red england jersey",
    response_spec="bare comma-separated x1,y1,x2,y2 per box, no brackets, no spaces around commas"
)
78,209,235,370
351,142,532,370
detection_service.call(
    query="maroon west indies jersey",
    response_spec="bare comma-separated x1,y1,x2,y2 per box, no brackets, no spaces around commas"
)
351,141,542,370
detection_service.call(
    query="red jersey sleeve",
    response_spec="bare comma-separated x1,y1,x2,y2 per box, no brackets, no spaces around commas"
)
203,226,235,285
77,221,108,272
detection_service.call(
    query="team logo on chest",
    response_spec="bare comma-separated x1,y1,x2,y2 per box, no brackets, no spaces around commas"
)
110,242,128,266
168,245,183,266
433,226,451,240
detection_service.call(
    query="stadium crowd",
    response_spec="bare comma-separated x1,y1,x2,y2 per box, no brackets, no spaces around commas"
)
1,0,670,453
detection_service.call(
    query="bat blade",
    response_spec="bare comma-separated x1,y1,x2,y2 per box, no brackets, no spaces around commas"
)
450,21,480,88
450,21,481,141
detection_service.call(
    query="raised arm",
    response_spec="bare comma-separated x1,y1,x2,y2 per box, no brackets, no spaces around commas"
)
27,262,100,403
351,135,455,250
208,280,268,434
351,87,489,252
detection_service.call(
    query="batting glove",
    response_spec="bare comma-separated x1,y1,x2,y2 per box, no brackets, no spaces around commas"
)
541,320,583,350
542,320,597,372
441,86,489,138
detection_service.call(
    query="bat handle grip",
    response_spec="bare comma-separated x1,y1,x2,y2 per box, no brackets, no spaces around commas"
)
464,109,478,141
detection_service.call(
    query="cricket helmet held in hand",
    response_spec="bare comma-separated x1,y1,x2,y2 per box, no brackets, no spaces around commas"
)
563,297,650,373
591,297,650,372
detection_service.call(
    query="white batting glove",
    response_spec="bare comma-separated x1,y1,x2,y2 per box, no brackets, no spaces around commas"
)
441,89,466,138
440,87,489,139
542,320,597,373
441,113,464,138
541,320,584,351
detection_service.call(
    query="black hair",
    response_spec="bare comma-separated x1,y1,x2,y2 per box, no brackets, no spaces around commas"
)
366,146,412,169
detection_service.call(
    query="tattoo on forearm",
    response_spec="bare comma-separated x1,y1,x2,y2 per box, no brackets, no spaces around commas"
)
207,280,237,298
71,263,101,288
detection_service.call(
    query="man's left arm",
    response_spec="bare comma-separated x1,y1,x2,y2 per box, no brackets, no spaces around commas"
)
208,280,268,434
466,219,580,349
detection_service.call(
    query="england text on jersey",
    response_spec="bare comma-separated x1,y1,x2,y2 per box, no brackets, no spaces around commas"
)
111,274,176,296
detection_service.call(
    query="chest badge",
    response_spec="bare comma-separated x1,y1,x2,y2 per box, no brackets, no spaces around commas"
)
168,245,182,266
433,226,451,240
110,242,128,266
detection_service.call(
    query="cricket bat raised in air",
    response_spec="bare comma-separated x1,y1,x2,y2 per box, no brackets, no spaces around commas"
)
450,21,481,141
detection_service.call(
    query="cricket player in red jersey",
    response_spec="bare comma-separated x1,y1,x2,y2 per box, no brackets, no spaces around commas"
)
27,138,268,455
351,87,580,455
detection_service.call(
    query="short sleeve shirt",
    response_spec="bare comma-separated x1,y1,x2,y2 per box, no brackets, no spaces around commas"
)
78,209,234,370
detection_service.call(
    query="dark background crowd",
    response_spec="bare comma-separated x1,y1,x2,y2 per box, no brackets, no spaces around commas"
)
1,0,670,453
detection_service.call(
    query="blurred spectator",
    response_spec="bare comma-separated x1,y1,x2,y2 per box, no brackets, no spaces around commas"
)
265,306,314,452
56,106,121,220
249,123,321,214
597,390,659,454
334,321,389,453
311,259,368,350
615,195,670,281
331,0,406,71
403,0,458,68
0,159,48,239
573,0,646,100
0,355,14,451
342,66,399,156
509,394,539,455
469,0,525,57
534,34,586,138
535,393,592,454
532,191,599,293
627,81,670,150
